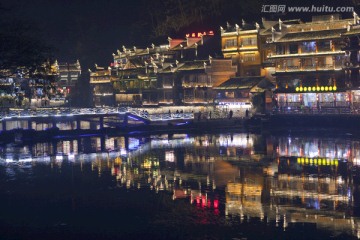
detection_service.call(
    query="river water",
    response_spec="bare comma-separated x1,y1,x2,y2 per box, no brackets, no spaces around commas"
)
0,131,359,239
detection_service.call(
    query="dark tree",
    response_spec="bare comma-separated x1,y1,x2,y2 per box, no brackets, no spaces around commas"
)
0,6,53,77
137,0,267,39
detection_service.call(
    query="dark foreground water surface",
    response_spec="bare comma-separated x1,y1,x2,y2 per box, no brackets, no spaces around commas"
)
1,131,360,240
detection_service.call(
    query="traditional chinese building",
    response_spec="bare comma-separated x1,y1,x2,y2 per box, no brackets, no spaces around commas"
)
221,19,275,78
214,76,274,112
57,60,81,96
267,14,360,113
342,13,360,110
89,65,114,106
101,31,235,107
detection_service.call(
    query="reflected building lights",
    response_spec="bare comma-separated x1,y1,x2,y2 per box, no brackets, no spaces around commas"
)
2,133,360,237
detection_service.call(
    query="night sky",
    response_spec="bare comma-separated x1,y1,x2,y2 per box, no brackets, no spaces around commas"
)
1,0,359,70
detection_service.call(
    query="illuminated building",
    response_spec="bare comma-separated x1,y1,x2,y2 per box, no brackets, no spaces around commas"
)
221,20,264,77
0,59,81,108
267,14,360,112
214,76,274,110
219,19,276,112
93,32,236,107
90,65,115,106
342,14,360,109
57,60,81,96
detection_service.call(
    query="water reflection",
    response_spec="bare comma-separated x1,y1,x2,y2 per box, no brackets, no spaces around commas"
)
1,132,360,238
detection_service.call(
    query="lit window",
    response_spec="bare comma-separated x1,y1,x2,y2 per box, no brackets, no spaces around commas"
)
244,53,256,62
225,39,236,48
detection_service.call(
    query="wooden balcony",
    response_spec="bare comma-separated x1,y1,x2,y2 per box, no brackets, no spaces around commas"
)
275,64,342,72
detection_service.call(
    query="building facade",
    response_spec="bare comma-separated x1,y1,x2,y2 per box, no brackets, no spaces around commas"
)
58,60,81,95
91,32,237,107
267,14,360,113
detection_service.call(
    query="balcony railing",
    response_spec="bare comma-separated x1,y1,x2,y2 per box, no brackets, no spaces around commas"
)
287,66,300,71
182,82,212,88
142,101,159,105
318,64,334,70
275,64,339,72
158,99,173,104
268,50,345,58
303,65,316,71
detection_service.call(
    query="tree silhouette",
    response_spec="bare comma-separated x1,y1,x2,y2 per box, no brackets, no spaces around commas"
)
138,0,266,39
0,6,53,77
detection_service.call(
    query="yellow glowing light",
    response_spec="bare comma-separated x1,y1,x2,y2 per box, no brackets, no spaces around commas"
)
312,87,316,91
305,158,309,164
314,159,317,165
322,159,326,165
317,86,320,91
304,87,308,91
321,86,324,91
333,86,337,91
326,159,330,165
299,87,303,91
296,87,299,92
329,86,333,91
335,160,338,166
325,86,329,91
297,158,300,163
310,159,313,164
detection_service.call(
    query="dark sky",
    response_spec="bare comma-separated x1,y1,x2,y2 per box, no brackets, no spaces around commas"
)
2,0,146,69
1,0,360,70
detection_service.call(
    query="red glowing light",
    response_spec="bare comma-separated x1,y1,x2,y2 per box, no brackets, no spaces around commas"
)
185,31,214,38
202,196,206,207
214,199,219,208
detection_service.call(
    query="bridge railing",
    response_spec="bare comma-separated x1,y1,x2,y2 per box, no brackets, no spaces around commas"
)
0,107,129,119
129,108,194,121
0,106,197,121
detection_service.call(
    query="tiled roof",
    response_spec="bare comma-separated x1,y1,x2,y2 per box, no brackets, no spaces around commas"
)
343,27,360,36
260,19,302,35
176,61,208,71
276,29,346,42
214,76,273,90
